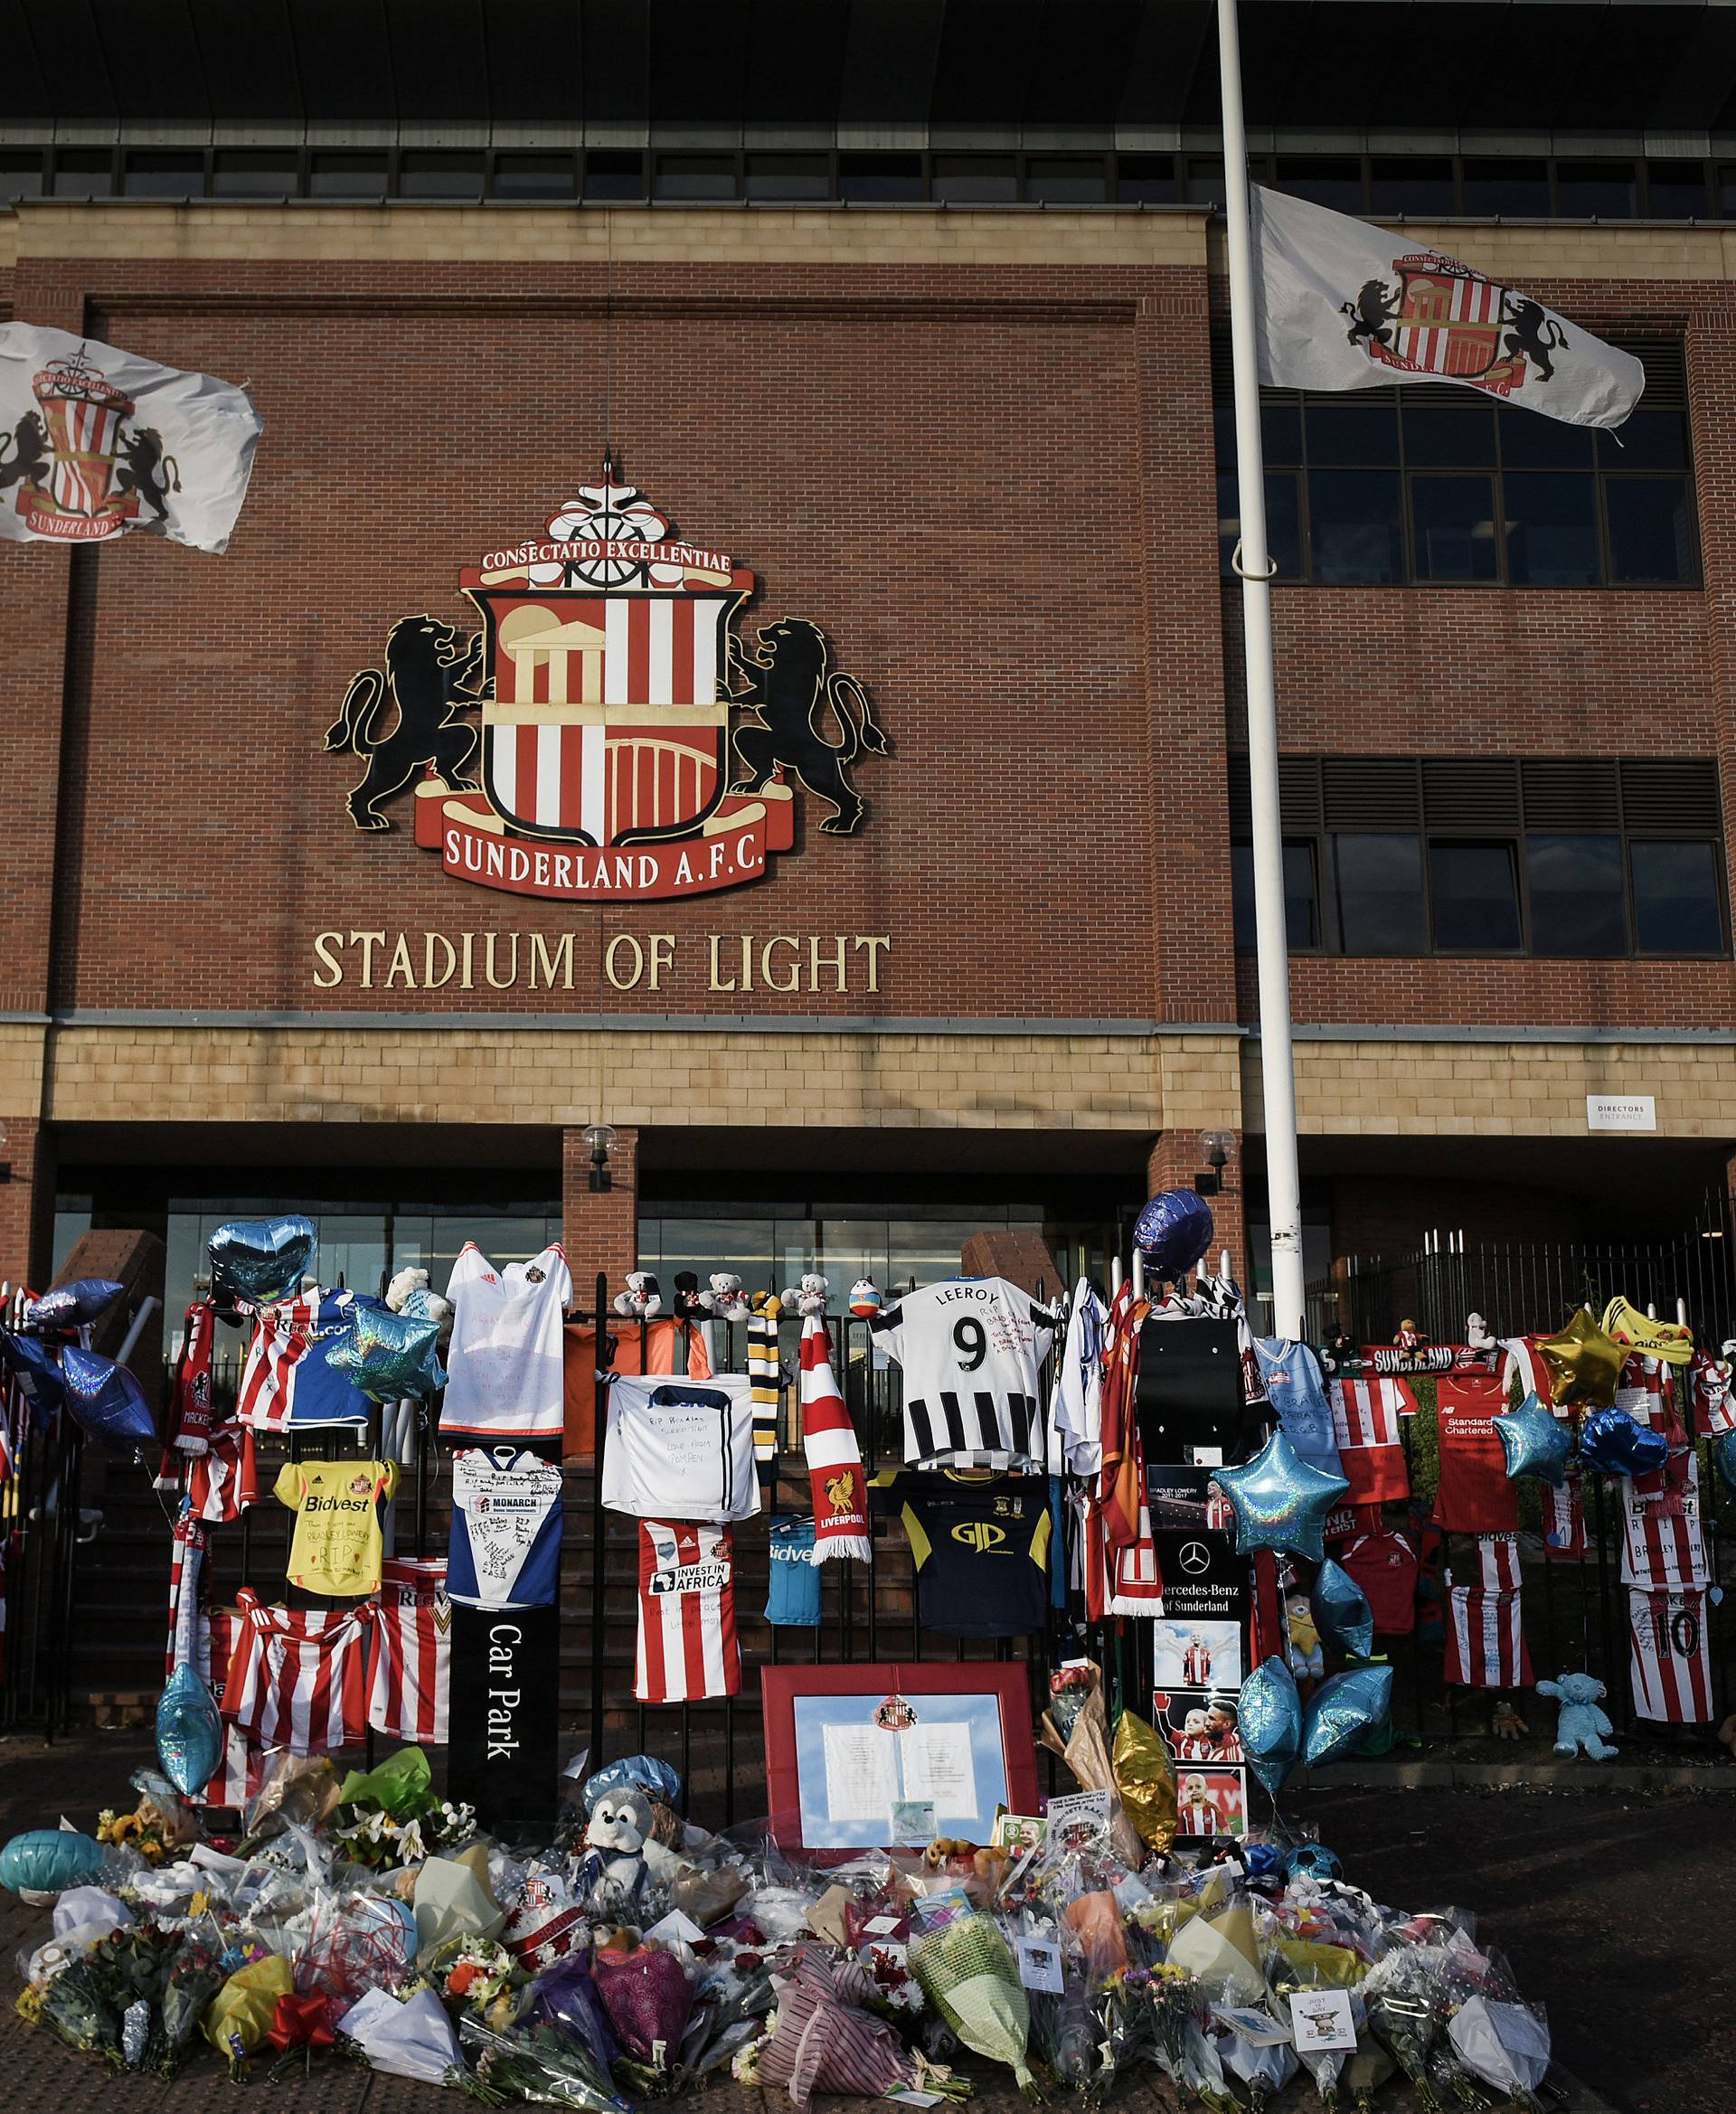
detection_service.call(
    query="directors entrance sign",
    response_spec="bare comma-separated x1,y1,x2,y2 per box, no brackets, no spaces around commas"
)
325,472,887,902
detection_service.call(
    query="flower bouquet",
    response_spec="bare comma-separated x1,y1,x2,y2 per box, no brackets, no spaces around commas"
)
156,1930,225,2077
459,2014,629,2112
909,1907,1036,2094
16,1956,123,2069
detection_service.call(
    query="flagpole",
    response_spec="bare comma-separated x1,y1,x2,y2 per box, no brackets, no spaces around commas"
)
1217,0,1307,1339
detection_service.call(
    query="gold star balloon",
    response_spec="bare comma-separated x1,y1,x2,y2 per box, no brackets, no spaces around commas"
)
1535,1307,1624,1409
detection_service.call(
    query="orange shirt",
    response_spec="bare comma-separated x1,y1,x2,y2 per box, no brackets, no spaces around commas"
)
561,1319,712,1459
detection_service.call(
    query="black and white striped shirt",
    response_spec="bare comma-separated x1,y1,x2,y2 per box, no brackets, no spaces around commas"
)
871,1277,1055,1471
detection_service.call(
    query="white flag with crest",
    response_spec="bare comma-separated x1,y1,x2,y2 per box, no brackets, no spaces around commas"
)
1252,186,1644,429
0,322,262,552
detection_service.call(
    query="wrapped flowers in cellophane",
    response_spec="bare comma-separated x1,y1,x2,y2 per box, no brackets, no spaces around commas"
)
910,1906,1035,2092
757,1944,926,2109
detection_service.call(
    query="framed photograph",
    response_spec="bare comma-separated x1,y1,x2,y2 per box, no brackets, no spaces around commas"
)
1152,1688,1245,1765
760,1662,1041,1859
1173,1766,1248,1840
1151,1618,1244,1691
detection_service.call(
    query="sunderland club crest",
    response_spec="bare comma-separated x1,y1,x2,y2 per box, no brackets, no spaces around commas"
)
1341,252,1567,399
325,471,886,902
0,342,182,542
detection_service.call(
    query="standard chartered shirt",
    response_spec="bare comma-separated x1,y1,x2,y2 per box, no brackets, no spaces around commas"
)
273,1458,397,1596
870,1277,1055,1471
440,1241,573,1441
448,1447,564,1609
600,1373,760,1524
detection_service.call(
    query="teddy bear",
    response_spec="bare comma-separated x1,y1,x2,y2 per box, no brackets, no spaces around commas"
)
1286,1596,1325,1683
613,1271,663,1320
703,1271,750,1323
780,1272,829,1317
575,1787,656,1908
385,1265,454,1340
1536,1671,1618,1760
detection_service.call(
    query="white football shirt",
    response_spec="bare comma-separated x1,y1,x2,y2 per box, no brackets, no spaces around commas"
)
600,1373,760,1524
870,1276,1055,1469
439,1241,572,1440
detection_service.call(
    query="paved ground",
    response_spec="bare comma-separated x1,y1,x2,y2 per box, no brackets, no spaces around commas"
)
0,1731,1726,2111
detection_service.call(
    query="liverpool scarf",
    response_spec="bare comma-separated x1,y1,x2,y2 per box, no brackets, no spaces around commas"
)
798,1314,872,1562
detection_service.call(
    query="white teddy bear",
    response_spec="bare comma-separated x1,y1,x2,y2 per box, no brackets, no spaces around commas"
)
612,1270,663,1319
780,1272,829,1317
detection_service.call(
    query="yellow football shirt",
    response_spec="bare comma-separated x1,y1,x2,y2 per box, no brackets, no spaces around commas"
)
273,1458,398,1596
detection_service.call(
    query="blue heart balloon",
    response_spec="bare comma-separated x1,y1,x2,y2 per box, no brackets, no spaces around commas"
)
61,1347,157,1451
1578,1405,1669,1477
1495,1394,1572,1486
207,1215,317,1305
1713,1429,1736,1498
326,1304,447,1401
1302,1663,1394,1770
0,1329,65,1427
1239,1655,1303,1798
156,1664,223,1799
1312,1557,1375,1660
1132,1189,1215,1279
26,1279,126,1330
1214,1430,1351,1562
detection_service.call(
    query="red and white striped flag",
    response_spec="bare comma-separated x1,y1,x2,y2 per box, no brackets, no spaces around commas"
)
1628,1587,1714,1722
1328,1377,1412,1504
1443,1585,1532,1689
799,1314,872,1562
634,1520,740,1703
369,1555,451,1744
221,1588,373,1752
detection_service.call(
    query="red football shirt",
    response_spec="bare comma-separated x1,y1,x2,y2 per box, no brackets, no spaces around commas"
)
1339,1528,1420,1635
1431,1372,1519,1534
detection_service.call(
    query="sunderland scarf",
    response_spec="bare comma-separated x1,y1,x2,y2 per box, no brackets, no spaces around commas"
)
747,1302,781,1486
799,1314,872,1562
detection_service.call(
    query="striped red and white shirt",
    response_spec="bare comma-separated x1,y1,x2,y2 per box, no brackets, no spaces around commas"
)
236,1289,372,1434
369,1555,451,1744
186,1421,257,1524
634,1520,740,1704
1541,1471,1589,1561
1442,1584,1532,1690
1476,1534,1523,1592
221,1587,373,1752
1328,1376,1413,1504
1628,1587,1714,1723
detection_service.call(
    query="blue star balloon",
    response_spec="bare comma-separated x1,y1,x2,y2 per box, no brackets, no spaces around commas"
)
1713,1429,1736,1498
1494,1393,1572,1487
207,1214,317,1305
156,1664,223,1799
1302,1663,1394,1770
1214,1430,1350,1562
0,1329,65,1428
1239,1655,1303,1798
61,1347,156,1451
1578,1405,1668,1478
26,1278,125,1330
326,1303,446,1401
1132,1189,1215,1279
1311,1557,1375,1660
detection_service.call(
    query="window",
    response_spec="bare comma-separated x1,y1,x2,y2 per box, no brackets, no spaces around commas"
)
122,151,204,198
1462,158,1549,217
1273,156,1363,212
1555,159,1637,220
1227,756,1728,958
1370,156,1454,217
654,155,737,201
310,153,388,199
1115,155,1174,204
212,150,297,197
932,155,1016,203
494,153,577,200
745,154,828,201
1646,160,1708,220
1025,156,1108,204
0,150,44,200
1429,841,1521,949
839,153,921,202
399,152,484,199
584,150,646,200
1214,344,1697,587
1183,157,1226,205
1231,842,1320,949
